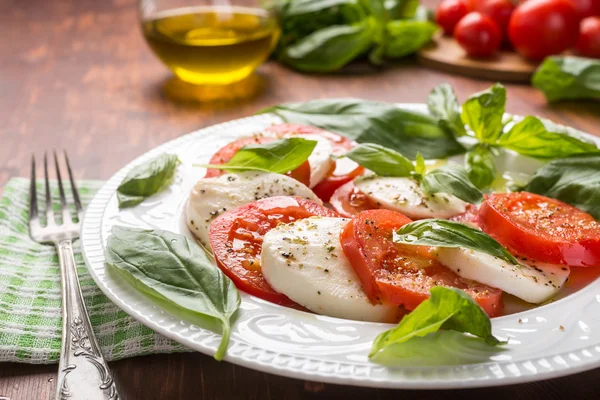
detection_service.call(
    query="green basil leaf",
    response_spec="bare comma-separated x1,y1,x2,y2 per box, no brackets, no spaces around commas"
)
370,287,503,363
414,152,426,177
344,143,414,177
383,20,437,58
498,116,599,159
384,0,419,19
427,83,467,137
523,153,600,220
105,227,240,361
278,21,375,73
532,56,600,103
260,98,466,159
116,153,179,208
465,145,496,189
461,83,506,143
394,219,519,265
198,138,317,174
421,165,483,204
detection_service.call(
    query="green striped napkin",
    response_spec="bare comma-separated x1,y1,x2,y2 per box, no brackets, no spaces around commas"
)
0,178,189,364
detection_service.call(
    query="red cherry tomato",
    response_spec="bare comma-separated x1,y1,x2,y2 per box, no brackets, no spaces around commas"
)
436,0,473,35
340,209,504,316
480,0,516,36
209,196,339,306
479,192,600,267
508,0,580,60
454,12,502,57
576,16,600,58
568,0,600,19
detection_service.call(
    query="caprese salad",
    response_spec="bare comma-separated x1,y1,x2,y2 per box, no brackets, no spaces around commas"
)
184,120,599,324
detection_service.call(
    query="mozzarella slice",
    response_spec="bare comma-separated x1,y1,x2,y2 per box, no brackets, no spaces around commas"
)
435,248,570,304
354,176,468,219
261,217,398,322
289,134,334,188
186,171,320,249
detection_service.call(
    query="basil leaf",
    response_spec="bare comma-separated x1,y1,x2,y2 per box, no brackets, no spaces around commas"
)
524,153,600,220
414,152,426,177
421,165,483,204
465,145,496,189
105,227,240,361
279,22,375,73
344,143,414,177
394,219,519,265
116,153,179,208
370,287,503,363
461,83,506,143
498,116,598,159
427,83,467,137
199,138,317,174
532,56,600,102
384,0,419,19
260,98,466,159
383,20,437,58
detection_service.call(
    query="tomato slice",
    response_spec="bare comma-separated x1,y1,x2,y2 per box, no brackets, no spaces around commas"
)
330,181,379,217
480,192,600,267
266,123,364,201
340,209,503,317
204,135,311,187
209,196,339,306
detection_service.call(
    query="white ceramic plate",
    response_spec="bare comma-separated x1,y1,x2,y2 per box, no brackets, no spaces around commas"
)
81,105,600,389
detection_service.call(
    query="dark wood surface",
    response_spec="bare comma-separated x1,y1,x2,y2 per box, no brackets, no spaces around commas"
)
1,0,600,399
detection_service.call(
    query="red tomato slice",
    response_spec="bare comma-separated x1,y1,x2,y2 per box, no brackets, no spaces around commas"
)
480,192,600,267
204,135,311,187
209,196,339,306
340,209,504,317
330,181,379,217
265,123,364,201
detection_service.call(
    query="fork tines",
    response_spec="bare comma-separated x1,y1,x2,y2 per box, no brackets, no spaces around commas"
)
29,151,83,230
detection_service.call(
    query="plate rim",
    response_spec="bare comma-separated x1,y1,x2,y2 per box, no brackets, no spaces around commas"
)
80,106,600,389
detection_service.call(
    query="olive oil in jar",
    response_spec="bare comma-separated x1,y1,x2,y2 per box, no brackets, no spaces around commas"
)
142,6,280,85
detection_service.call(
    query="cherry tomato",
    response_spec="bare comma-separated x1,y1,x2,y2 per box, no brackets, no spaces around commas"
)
204,135,312,187
568,0,600,19
454,12,503,57
264,123,364,202
340,209,504,316
508,0,580,60
209,196,338,306
480,0,516,36
576,16,600,58
330,181,378,217
479,192,600,267
436,0,473,35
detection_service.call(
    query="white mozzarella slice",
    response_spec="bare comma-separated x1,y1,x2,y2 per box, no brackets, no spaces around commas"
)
261,217,398,322
281,133,334,188
354,176,468,219
186,171,320,249
435,248,570,304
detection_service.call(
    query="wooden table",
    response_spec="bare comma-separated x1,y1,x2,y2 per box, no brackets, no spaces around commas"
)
2,0,599,398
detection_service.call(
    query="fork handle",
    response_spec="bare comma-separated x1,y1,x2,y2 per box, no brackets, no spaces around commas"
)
55,239,120,400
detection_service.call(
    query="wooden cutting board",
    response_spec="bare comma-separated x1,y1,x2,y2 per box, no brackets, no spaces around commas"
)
418,35,539,82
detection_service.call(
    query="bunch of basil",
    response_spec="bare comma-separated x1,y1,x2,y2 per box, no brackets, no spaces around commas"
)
273,0,437,72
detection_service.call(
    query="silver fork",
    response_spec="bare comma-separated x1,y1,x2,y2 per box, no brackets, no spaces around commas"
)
29,152,120,400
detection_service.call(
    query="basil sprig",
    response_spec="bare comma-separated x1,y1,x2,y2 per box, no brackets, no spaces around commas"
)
523,153,600,220
465,144,496,190
461,83,506,143
105,227,240,361
393,219,520,265
116,153,179,208
370,287,504,365
260,98,465,160
427,83,467,137
421,165,483,204
344,144,482,204
198,138,317,174
532,56,600,103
